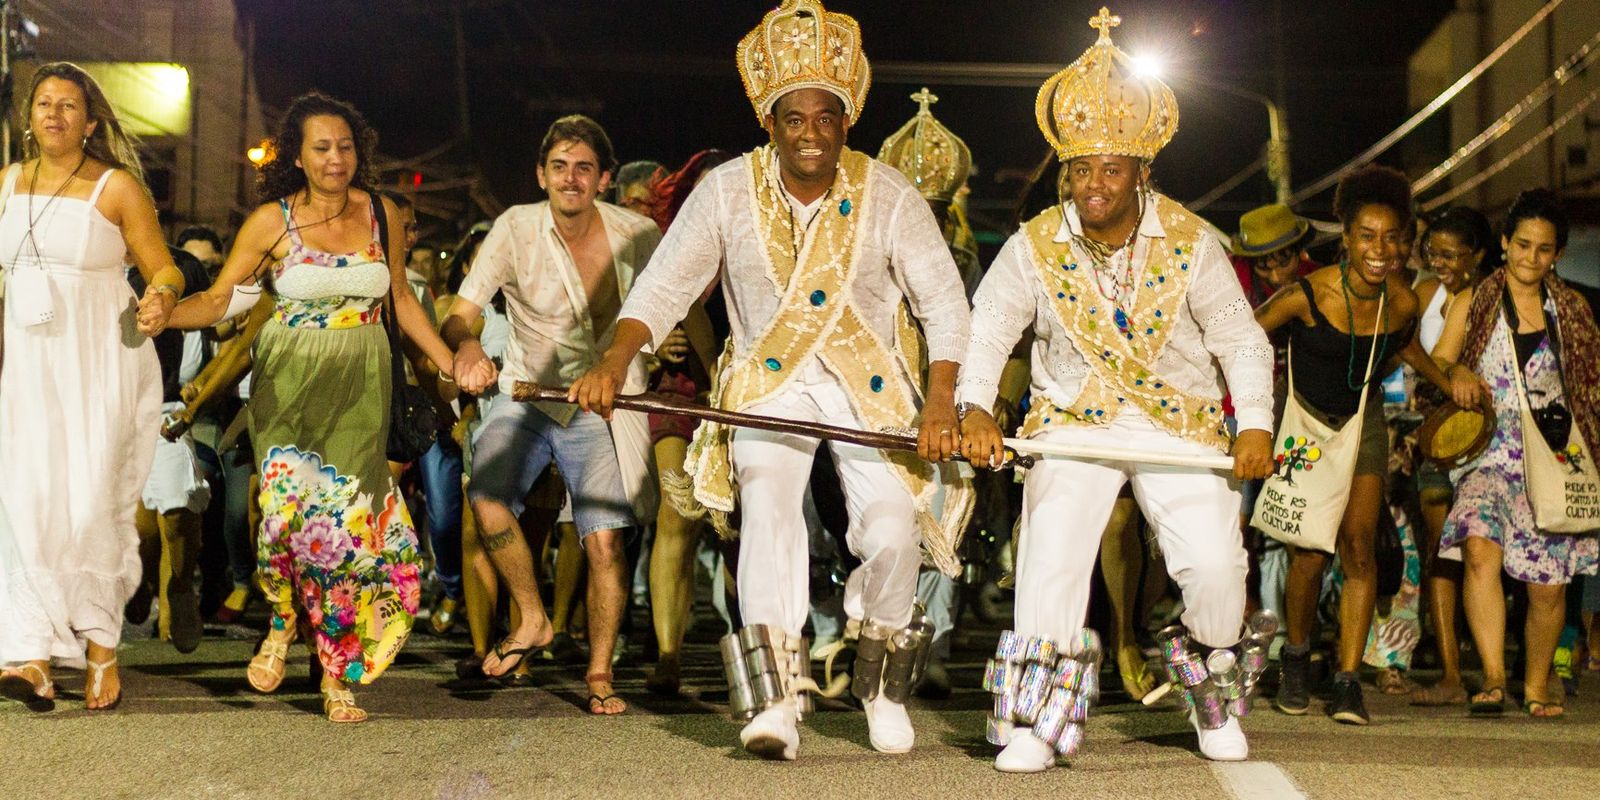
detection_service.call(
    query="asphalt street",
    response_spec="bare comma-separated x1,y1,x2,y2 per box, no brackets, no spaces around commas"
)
2,613,1597,799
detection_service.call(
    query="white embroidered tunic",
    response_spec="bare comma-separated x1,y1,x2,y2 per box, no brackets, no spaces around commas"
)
619,154,971,415
959,197,1275,436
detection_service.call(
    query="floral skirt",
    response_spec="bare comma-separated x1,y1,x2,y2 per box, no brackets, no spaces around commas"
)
249,319,422,684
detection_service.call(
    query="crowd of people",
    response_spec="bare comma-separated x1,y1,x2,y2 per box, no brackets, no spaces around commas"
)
1,0,1597,775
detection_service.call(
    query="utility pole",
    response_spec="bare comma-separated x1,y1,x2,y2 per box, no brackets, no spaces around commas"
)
1266,0,1292,203
2,0,12,168
453,1,471,142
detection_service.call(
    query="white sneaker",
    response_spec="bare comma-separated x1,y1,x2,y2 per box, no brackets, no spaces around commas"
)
1192,713,1249,761
864,694,915,753
993,728,1056,773
740,699,800,761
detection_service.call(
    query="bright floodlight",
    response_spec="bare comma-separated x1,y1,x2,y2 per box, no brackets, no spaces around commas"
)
1128,53,1163,80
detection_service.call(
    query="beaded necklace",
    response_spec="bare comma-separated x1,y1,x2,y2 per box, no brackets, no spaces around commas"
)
1070,194,1144,309
1338,261,1390,392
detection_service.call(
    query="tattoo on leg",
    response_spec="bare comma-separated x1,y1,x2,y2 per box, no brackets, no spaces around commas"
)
481,527,516,552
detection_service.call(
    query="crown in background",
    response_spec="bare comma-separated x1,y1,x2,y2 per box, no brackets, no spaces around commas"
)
736,0,871,124
878,88,972,204
1036,7,1179,162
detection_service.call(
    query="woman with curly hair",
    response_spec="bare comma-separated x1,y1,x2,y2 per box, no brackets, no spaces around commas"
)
169,91,491,722
1430,189,1599,718
1254,165,1475,725
0,62,185,712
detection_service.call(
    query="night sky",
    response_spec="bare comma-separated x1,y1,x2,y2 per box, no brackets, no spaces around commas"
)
236,0,1455,241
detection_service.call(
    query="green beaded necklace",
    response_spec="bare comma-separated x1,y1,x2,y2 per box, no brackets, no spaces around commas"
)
1339,261,1389,392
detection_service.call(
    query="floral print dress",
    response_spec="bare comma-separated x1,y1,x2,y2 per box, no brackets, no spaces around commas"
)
249,199,423,684
1442,312,1599,585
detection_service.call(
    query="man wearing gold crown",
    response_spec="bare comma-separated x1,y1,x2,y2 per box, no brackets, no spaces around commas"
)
570,0,972,760
959,8,1276,771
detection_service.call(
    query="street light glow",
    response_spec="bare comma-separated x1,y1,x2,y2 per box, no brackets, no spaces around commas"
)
1128,53,1163,80
247,139,274,167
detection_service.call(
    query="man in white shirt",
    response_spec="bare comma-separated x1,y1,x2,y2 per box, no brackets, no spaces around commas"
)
958,9,1274,771
443,115,660,715
570,0,971,761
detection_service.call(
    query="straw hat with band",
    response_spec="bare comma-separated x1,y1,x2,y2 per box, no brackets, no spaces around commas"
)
1233,203,1313,257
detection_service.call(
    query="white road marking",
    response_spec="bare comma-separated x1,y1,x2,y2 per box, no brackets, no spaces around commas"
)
1210,761,1309,800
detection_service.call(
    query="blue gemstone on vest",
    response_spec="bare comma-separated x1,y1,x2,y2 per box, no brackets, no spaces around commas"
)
1057,292,1065,299
765,358,782,371
870,375,884,392
810,290,826,306
1113,308,1129,330
839,198,853,216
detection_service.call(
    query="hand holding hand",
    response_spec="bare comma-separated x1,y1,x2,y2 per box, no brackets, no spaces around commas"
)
137,287,176,337
453,341,496,395
958,408,1007,469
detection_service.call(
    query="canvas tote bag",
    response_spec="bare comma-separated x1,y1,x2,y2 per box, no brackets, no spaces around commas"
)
1251,292,1385,553
1508,323,1600,534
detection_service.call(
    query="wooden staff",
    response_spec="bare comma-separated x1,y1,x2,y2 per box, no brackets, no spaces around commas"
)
513,382,1237,472
511,380,949,459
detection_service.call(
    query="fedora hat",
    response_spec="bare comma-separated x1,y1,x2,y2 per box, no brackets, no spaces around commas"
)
1233,203,1313,257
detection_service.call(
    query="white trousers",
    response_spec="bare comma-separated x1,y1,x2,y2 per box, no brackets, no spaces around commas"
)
1016,412,1248,649
732,374,920,637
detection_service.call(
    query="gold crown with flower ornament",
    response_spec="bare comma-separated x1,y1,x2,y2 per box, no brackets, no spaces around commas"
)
878,88,972,204
1037,7,1179,162
736,0,871,124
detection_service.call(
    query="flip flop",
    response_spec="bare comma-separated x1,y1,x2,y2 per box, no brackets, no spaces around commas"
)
586,671,626,715
1523,699,1566,719
587,693,626,715
1468,686,1505,716
482,637,538,678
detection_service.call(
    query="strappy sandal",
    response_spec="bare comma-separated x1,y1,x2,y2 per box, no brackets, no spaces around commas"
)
322,680,368,724
586,672,626,715
85,656,122,711
247,617,297,694
0,663,57,712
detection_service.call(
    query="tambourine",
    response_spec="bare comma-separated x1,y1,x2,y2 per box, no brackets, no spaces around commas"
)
1417,393,1497,471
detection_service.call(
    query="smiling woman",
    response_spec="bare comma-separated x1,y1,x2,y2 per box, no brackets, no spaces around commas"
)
1252,164,1472,726
165,90,473,724
0,62,183,713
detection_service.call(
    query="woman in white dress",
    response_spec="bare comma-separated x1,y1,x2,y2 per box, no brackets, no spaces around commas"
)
0,62,184,711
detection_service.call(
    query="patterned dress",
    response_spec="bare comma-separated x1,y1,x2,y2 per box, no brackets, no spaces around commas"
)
1442,313,1599,585
250,199,422,684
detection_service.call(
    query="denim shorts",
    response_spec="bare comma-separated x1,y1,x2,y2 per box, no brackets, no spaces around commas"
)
468,400,635,537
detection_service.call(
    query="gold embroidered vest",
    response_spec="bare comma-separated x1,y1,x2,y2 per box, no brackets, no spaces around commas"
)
1017,196,1232,452
684,146,972,576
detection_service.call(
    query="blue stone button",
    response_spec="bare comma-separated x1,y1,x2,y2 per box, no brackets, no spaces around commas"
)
870,375,884,392
839,198,853,216
765,357,782,371
810,289,827,306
